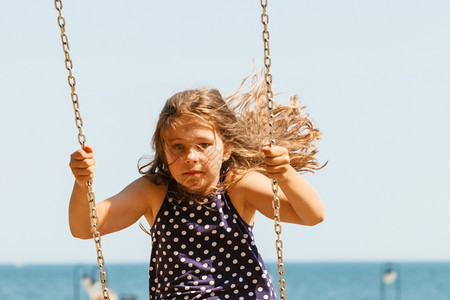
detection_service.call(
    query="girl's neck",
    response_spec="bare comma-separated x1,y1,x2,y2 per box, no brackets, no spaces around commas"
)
170,179,223,203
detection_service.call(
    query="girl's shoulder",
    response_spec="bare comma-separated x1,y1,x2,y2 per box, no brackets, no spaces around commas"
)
227,171,271,195
227,171,273,224
121,176,167,224
127,176,167,195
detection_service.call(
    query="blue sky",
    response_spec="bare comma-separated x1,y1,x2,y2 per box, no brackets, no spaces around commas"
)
1,1,450,264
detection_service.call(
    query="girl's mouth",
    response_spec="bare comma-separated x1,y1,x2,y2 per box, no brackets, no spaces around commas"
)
184,170,201,175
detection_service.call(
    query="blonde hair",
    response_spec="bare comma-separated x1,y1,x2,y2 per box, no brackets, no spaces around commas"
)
139,73,323,189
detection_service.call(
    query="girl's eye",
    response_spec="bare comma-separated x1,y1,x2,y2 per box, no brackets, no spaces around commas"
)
199,143,211,149
172,144,184,150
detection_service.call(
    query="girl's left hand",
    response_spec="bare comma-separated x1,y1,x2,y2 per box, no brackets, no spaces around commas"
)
261,144,291,182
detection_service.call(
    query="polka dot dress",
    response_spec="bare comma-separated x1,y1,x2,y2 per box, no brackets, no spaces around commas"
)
149,183,276,300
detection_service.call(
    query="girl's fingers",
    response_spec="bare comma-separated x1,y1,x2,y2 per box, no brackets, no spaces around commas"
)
69,145,96,185
70,158,95,167
264,155,289,166
70,145,94,159
262,145,291,181
72,166,95,176
261,145,288,157
83,145,94,153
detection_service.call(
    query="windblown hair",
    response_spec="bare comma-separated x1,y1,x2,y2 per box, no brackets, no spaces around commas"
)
139,73,323,189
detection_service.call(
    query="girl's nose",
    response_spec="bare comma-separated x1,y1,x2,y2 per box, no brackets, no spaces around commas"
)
184,147,200,164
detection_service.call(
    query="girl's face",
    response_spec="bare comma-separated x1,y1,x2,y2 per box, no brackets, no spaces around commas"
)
164,117,230,194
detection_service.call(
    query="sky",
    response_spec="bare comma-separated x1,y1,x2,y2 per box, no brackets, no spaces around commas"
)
1,1,450,265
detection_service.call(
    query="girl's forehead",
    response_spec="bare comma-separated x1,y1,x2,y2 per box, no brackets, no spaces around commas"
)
164,117,217,140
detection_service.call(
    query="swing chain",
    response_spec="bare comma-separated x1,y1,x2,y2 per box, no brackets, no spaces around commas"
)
54,1,110,299
260,1,287,299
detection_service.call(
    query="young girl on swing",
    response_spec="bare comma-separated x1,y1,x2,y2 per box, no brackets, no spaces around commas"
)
69,75,325,300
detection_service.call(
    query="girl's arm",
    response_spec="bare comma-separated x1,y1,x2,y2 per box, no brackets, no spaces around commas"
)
230,145,324,226
69,145,165,239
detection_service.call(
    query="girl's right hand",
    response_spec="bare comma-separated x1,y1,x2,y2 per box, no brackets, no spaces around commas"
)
69,145,95,186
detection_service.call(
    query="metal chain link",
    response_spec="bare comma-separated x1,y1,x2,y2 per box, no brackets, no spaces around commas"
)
260,1,287,299
54,1,110,299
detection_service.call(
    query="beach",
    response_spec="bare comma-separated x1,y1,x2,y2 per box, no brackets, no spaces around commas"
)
1,262,449,299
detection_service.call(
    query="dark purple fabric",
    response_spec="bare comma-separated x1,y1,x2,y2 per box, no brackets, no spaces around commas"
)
149,184,276,300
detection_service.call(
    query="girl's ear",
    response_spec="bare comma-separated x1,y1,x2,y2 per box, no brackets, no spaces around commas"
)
223,153,231,161
223,146,232,162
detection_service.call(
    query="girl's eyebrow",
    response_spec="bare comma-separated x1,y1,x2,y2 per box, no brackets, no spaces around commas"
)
166,138,182,143
168,135,214,143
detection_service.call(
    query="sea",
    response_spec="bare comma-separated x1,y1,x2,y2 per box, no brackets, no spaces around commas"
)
1,262,449,300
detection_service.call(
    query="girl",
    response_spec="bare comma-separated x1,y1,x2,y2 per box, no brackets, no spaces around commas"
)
69,76,325,300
